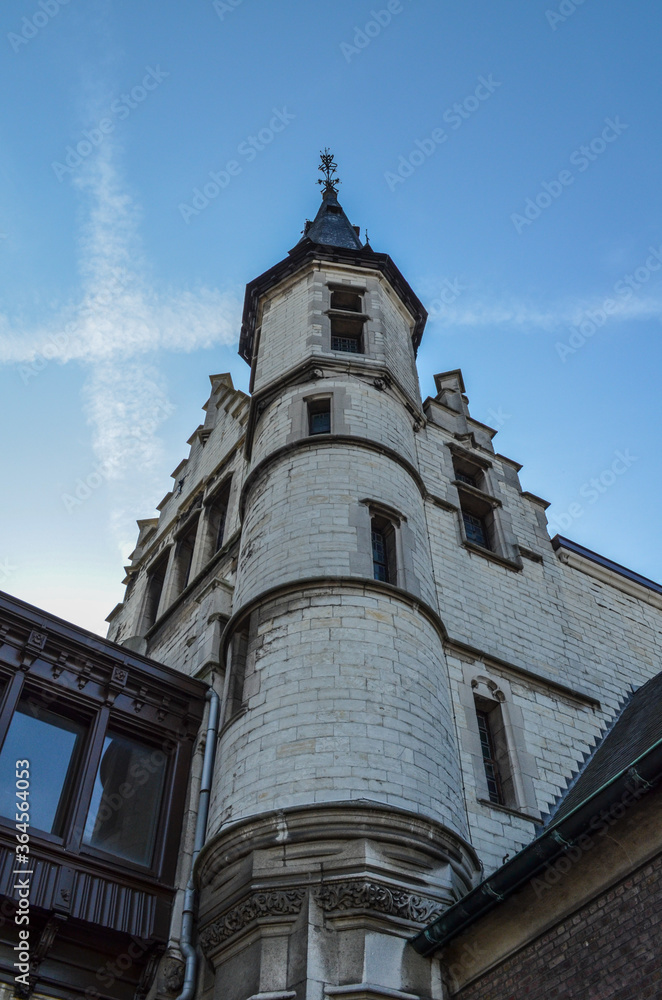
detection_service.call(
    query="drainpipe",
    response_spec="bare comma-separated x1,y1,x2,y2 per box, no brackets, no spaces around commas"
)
176,687,221,1000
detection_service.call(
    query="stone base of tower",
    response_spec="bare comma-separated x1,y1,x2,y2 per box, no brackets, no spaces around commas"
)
195,803,479,1000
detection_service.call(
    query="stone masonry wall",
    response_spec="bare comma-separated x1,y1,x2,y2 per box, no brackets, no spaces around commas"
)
208,585,469,840
234,442,437,610
417,397,662,873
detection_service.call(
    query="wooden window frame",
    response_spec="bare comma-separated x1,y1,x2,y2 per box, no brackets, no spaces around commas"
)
0,675,187,882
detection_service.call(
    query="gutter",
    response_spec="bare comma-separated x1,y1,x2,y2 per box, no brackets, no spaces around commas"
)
410,735,662,957
176,687,221,1000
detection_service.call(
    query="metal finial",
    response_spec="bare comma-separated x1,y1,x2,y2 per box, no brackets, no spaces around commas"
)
317,148,340,194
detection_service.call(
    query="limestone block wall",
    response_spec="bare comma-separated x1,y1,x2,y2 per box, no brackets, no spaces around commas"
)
234,442,437,610
252,270,315,390
416,396,662,874
143,562,235,677
419,416,662,709
208,585,469,841
106,374,249,653
250,375,419,469
252,264,422,412
447,650,605,874
379,277,421,403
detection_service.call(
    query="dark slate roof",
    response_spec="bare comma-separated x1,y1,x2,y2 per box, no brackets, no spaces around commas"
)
552,535,662,595
301,188,363,250
547,669,662,824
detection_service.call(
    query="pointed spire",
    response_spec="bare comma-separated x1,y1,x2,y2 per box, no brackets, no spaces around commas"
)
300,149,363,251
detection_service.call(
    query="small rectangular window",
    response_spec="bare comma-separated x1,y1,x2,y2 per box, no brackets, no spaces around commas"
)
455,471,478,487
462,510,489,549
215,507,227,552
227,627,249,719
144,550,169,629
210,482,231,555
371,514,397,584
174,517,199,594
476,708,504,805
454,459,494,551
0,698,86,836
453,458,482,490
330,289,362,312
308,398,331,435
83,732,167,866
331,315,363,353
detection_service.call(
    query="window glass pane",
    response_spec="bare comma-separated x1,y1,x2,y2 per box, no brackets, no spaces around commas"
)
309,400,331,435
331,335,361,353
0,700,85,836
310,410,330,433
456,472,477,487
83,733,167,866
372,528,388,582
476,709,504,805
462,511,488,548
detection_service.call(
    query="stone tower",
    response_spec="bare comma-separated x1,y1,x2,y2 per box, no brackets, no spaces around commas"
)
107,160,662,999
196,179,479,996
108,167,479,998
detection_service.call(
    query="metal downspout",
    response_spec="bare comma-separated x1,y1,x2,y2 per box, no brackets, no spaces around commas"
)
176,687,221,1000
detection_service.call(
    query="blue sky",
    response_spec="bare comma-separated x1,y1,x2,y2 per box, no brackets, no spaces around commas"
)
1,0,661,635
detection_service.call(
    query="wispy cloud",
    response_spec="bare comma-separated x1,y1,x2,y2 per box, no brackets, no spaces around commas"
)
425,292,662,334
0,143,242,554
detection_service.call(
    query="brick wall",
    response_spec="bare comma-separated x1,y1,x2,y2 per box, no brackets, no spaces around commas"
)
455,852,662,1000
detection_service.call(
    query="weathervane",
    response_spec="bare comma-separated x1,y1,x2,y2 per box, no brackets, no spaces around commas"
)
317,148,340,195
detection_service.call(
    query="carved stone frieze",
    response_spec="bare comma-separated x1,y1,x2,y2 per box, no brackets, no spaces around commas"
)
199,888,306,955
312,880,445,924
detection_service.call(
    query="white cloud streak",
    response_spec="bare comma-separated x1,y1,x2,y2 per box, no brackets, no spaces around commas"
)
0,143,242,555
425,294,662,334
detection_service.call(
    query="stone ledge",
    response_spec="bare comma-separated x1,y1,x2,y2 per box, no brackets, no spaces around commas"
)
325,985,422,1000
197,801,479,889
245,994,296,1000
462,540,523,572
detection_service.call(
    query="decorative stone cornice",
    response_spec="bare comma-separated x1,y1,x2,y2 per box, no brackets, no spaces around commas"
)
198,879,448,957
198,889,306,955
312,880,445,925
